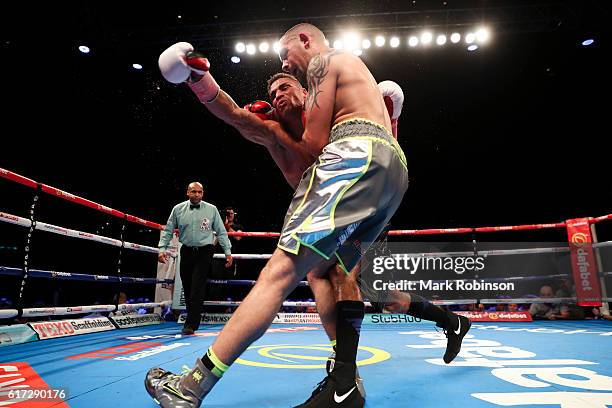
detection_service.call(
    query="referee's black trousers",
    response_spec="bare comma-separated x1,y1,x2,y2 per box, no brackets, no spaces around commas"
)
180,244,214,330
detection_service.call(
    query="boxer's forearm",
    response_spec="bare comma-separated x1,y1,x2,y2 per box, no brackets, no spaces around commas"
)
200,89,277,147
204,89,244,125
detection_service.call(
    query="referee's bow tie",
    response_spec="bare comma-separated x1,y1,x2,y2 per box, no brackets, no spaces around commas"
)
190,204,200,209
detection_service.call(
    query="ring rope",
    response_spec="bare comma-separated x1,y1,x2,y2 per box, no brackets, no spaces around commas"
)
0,211,158,253
4,211,609,260
0,167,164,230
2,167,610,237
3,266,607,288
0,301,172,319
0,266,173,284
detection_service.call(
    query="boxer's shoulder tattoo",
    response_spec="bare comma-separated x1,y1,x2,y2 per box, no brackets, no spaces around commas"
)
305,50,340,111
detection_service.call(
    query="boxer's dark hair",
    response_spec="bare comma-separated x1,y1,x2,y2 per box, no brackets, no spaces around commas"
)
267,73,302,95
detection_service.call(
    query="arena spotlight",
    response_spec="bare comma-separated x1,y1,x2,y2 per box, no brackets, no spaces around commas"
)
333,39,344,49
235,42,246,53
375,35,386,47
465,32,476,44
132,63,143,70
450,33,461,43
421,31,433,45
390,37,400,48
78,45,90,54
353,49,363,56
246,43,256,55
582,38,595,46
467,44,479,51
259,42,269,53
231,56,241,63
436,34,447,45
362,39,371,49
343,32,360,51
408,36,419,47
475,27,490,43
273,41,281,53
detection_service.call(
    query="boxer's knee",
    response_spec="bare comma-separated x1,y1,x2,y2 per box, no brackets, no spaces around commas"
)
257,250,300,294
258,248,331,297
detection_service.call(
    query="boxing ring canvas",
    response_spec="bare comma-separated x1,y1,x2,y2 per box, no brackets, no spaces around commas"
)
2,319,611,407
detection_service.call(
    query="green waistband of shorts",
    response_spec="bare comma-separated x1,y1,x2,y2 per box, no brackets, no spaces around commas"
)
331,118,391,135
330,118,407,168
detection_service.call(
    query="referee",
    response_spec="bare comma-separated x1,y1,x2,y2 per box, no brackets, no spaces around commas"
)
158,181,232,334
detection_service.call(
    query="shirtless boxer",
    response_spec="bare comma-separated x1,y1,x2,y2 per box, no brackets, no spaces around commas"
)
147,23,467,408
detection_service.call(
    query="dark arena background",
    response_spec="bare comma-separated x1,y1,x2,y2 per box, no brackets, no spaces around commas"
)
1,1,611,407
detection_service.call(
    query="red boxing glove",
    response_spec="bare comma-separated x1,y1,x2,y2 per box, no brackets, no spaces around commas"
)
384,96,399,139
184,51,210,82
243,100,275,121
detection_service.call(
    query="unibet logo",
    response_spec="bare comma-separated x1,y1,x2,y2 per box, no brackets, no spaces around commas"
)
235,344,390,369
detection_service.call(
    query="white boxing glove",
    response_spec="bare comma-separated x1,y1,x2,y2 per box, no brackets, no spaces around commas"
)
378,80,404,139
158,42,220,103
159,42,196,83
378,80,404,119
